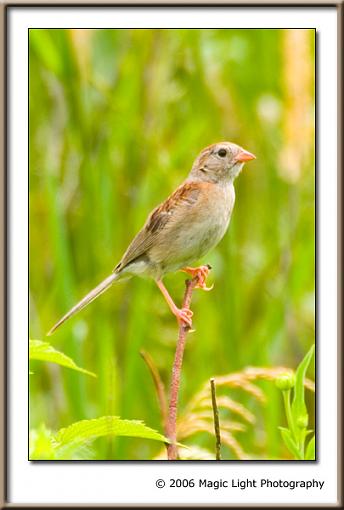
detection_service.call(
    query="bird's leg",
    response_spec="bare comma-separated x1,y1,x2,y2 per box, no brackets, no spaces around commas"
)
156,279,193,328
181,264,213,291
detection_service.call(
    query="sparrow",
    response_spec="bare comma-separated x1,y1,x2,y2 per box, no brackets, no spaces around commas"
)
48,142,255,335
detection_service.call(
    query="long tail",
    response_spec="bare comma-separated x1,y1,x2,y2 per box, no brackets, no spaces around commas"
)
47,272,120,336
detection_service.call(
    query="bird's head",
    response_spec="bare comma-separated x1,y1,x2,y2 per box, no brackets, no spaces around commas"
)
190,141,256,183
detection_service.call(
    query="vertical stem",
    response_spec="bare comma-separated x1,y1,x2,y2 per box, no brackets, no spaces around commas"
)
283,389,296,440
166,277,198,460
210,378,221,460
282,389,305,458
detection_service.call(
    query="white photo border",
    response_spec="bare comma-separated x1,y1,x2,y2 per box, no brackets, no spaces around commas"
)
2,3,342,508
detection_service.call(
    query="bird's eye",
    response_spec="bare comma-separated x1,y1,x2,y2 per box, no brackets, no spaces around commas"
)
218,149,227,157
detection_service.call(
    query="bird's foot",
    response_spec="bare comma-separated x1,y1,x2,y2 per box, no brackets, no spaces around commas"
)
174,307,193,328
181,264,214,291
156,279,194,329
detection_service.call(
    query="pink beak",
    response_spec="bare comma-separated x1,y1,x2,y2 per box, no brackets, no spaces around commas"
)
235,149,256,162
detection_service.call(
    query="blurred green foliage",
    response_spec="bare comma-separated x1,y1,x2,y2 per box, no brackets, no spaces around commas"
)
29,28,315,460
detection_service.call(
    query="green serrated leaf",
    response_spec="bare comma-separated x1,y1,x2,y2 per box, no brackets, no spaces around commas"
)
30,424,96,460
54,416,169,447
29,339,96,377
305,436,315,460
291,345,315,430
279,427,302,460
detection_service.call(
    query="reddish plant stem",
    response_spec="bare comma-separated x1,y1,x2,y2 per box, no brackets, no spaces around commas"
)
166,276,199,460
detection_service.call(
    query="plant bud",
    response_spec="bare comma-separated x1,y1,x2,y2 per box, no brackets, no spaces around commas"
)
297,415,309,429
275,372,296,391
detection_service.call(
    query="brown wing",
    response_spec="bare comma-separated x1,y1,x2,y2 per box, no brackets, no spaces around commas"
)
114,182,201,272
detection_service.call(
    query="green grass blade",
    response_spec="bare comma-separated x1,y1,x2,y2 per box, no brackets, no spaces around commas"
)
305,435,315,460
291,345,315,426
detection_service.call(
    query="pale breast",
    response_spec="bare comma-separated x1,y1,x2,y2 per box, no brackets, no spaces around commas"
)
192,182,235,257
149,181,235,273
